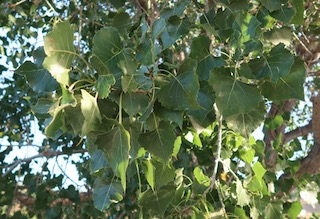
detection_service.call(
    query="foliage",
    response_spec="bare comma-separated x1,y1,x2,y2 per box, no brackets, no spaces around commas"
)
1,0,320,218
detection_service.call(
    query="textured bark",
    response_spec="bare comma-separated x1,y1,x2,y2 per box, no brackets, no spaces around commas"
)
264,100,297,170
296,93,320,177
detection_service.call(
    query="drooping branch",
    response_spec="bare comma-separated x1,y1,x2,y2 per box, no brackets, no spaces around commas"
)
2,148,87,177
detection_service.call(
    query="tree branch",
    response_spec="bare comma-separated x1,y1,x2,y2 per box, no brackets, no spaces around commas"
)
296,92,320,177
2,149,87,177
283,123,313,144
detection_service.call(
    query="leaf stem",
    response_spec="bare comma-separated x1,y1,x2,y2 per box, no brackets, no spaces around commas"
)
135,159,142,195
119,92,123,125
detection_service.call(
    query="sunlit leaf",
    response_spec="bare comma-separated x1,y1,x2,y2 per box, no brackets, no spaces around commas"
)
236,180,250,207
81,90,101,135
96,75,116,99
43,21,76,85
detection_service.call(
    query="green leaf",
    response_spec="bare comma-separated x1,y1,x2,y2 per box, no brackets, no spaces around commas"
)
249,44,294,82
138,122,176,163
194,167,210,186
136,38,157,66
173,136,182,158
160,16,190,49
15,60,59,92
261,58,306,101
96,75,116,99
232,12,261,44
64,104,85,134
189,35,225,80
263,27,292,46
158,59,200,111
45,107,64,140
226,102,265,138
239,148,255,164
81,90,101,135
90,149,108,174
270,4,295,23
160,0,190,20
265,115,284,130
291,0,304,25
43,21,76,85
247,176,268,194
122,93,150,117
155,106,184,128
287,201,302,219
152,18,166,39
264,202,283,218
142,159,155,190
209,69,262,117
258,0,282,12
138,185,175,217
92,27,137,89
250,207,260,219
236,180,250,207
252,161,266,180
95,121,130,190
153,159,176,189
112,12,131,35
234,207,249,219
93,178,123,211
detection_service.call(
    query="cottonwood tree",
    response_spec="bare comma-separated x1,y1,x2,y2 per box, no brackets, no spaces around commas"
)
1,0,320,218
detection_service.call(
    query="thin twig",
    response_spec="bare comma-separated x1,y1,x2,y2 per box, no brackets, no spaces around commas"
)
203,104,223,196
2,149,87,177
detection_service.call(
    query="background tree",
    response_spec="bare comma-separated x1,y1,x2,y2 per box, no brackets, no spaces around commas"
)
1,0,320,218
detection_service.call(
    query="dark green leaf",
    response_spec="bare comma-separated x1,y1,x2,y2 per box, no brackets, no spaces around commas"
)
93,178,123,211
291,0,304,25
270,4,295,23
249,44,294,82
209,69,262,117
153,159,176,188
258,0,282,12
190,35,225,80
122,93,150,117
92,27,137,90
261,58,305,100
16,61,59,92
158,59,200,111
225,102,265,138
112,12,131,35
43,21,76,85
160,16,190,49
96,75,116,99
138,185,175,217
160,0,190,20
95,120,130,190
90,149,108,174
139,122,176,163
136,39,155,66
